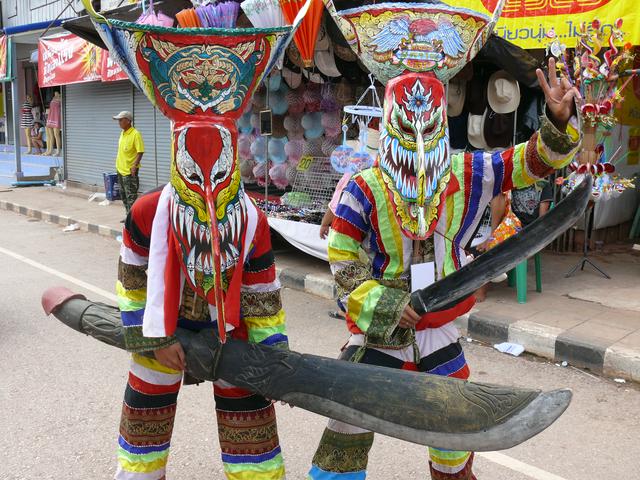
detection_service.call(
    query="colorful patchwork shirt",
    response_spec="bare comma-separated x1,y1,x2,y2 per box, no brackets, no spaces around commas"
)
328,115,581,347
117,189,287,353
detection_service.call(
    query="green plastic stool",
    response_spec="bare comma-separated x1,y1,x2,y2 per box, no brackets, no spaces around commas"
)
507,253,542,304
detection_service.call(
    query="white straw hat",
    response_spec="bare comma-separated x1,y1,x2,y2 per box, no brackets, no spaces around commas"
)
487,70,520,114
447,78,466,117
467,110,489,150
314,25,341,78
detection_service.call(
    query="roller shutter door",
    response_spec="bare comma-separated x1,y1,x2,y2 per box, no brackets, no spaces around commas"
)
64,81,132,187
132,89,172,190
155,111,172,185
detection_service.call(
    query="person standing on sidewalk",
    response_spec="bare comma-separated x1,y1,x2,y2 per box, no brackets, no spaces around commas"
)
113,111,144,214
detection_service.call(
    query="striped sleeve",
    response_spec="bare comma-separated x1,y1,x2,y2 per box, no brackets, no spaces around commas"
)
119,191,177,353
241,211,288,349
441,114,581,276
502,113,581,192
328,177,410,341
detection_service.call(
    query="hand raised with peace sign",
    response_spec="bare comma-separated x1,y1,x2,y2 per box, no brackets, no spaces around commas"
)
536,57,580,132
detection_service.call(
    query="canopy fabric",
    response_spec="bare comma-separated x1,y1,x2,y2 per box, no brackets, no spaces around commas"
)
62,0,192,49
267,217,329,261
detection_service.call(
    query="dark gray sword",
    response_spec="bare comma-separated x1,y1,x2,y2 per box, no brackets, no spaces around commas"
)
411,175,592,315
43,293,571,452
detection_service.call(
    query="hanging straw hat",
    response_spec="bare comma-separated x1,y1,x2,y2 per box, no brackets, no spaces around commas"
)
483,109,515,148
447,78,467,117
467,110,489,150
487,70,520,114
314,24,341,78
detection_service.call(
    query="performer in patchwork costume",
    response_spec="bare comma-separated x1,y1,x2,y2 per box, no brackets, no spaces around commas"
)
116,125,287,480
76,1,312,477
309,2,582,479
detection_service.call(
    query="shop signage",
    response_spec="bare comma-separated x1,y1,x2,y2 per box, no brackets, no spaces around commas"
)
0,36,11,82
297,156,314,171
38,33,102,87
100,51,128,82
459,0,640,50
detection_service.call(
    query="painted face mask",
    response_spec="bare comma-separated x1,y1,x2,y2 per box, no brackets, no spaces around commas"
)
169,122,246,302
82,0,311,342
379,73,450,239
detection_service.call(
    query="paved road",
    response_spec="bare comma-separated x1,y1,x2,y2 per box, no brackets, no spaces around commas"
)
1,210,639,480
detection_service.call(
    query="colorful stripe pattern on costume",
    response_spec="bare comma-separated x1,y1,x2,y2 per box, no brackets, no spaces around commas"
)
116,191,287,479
118,189,178,353
308,343,473,479
215,380,285,479
240,211,288,349
116,354,182,480
328,115,581,340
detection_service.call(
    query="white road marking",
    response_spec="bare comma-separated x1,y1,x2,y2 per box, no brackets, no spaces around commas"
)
0,244,569,480
0,245,118,302
477,451,568,479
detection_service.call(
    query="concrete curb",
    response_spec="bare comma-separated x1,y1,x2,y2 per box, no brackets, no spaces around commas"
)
276,266,336,300
0,200,121,240
467,311,640,383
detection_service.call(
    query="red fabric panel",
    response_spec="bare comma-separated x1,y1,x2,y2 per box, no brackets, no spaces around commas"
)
415,295,476,330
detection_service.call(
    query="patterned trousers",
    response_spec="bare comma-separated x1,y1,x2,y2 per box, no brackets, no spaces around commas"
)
116,354,285,480
117,173,139,214
308,342,476,480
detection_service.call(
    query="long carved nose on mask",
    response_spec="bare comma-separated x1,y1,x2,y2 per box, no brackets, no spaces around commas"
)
416,131,427,205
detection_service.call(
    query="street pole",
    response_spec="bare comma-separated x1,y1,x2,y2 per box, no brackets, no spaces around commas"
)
10,39,23,180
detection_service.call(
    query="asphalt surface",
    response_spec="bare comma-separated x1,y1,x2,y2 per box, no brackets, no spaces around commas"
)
1,210,639,480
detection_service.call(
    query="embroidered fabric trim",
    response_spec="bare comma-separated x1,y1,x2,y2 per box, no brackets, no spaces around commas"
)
525,132,554,179
118,260,147,290
539,113,579,155
124,327,178,353
312,428,374,473
365,288,413,349
240,290,282,318
334,261,372,301
178,283,210,322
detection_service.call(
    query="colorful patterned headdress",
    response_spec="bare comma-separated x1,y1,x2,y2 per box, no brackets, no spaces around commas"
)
324,1,505,84
80,0,309,342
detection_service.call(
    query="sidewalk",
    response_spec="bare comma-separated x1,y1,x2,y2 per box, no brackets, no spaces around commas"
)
0,147,62,186
2,184,640,382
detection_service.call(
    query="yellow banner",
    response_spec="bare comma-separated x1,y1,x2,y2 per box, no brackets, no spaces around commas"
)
459,0,640,50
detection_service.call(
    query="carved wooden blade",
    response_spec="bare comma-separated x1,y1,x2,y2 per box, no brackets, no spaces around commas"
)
44,296,572,451
411,175,592,315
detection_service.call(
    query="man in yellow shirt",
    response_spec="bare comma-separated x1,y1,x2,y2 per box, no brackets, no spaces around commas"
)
113,111,144,214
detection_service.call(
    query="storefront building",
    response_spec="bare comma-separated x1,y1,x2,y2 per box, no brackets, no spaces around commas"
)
1,0,172,191
63,80,172,192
